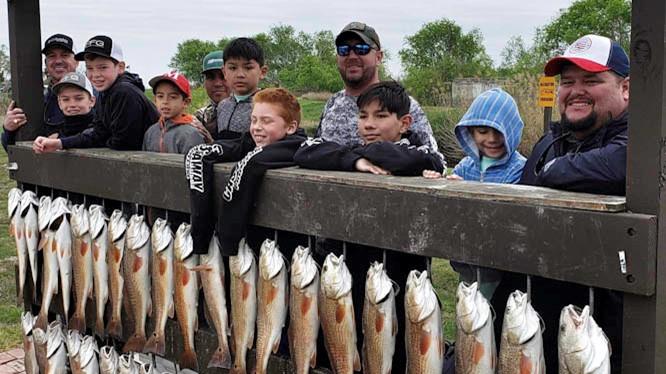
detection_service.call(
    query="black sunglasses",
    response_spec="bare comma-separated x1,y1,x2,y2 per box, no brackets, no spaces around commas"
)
336,43,372,57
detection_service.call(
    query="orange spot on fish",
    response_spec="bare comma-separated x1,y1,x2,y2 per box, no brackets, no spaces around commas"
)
159,258,167,276
93,243,100,261
520,353,533,374
133,256,143,273
300,295,312,316
375,313,384,333
80,242,89,256
51,240,58,253
242,280,251,301
335,304,346,324
181,268,190,286
113,247,121,263
473,340,485,364
17,230,22,240
27,230,32,239
419,332,431,355
268,284,278,304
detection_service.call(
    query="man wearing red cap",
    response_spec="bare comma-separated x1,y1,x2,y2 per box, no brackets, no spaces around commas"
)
520,34,630,196
495,34,629,374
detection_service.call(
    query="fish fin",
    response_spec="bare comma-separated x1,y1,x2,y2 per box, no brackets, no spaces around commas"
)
38,236,47,251
122,333,147,353
106,318,123,340
191,264,213,272
69,313,86,333
9,223,14,237
180,349,198,371
272,337,280,354
144,332,166,356
310,350,317,369
168,299,175,319
520,353,533,374
353,348,361,371
207,345,232,369
35,312,48,331
248,327,255,350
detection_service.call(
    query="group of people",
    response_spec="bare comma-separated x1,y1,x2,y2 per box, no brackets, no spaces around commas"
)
4,21,629,373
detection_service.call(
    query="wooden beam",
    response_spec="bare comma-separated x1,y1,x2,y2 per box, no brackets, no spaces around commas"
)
624,0,666,372
8,143,657,296
7,0,43,141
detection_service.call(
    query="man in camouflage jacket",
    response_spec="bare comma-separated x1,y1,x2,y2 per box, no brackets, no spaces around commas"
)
195,51,230,134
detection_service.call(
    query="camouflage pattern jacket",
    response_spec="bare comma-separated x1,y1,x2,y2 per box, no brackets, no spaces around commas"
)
314,89,444,164
195,99,218,135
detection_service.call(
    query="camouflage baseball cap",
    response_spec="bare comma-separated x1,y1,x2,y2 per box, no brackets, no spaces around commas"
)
202,51,224,73
335,22,381,49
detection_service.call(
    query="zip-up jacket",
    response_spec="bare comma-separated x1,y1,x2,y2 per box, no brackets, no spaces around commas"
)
142,114,205,154
214,92,256,140
60,72,159,150
185,128,307,255
520,111,628,195
453,88,526,183
294,131,444,175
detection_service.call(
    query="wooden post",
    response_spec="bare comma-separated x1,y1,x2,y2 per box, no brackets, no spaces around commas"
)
7,0,43,141
624,0,666,372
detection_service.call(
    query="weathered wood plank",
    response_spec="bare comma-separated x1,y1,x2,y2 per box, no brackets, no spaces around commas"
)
8,144,656,295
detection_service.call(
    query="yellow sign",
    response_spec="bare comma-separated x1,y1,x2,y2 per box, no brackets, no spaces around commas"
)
538,76,556,108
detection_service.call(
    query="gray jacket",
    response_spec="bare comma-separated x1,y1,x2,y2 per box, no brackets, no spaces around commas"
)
142,116,205,154
215,94,255,139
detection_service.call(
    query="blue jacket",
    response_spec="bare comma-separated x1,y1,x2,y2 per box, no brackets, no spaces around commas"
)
520,111,628,196
453,88,526,183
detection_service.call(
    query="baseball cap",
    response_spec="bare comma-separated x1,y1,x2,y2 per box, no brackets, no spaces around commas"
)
149,71,191,98
53,72,94,97
335,22,381,49
544,34,629,77
75,35,124,62
202,51,225,73
42,34,75,54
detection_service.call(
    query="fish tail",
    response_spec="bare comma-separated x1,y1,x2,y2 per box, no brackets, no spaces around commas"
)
122,333,146,353
143,332,166,356
179,348,198,371
35,311,48,331
94,317,106,339
106,317,123,340
207,344,232,369
69,312,86,333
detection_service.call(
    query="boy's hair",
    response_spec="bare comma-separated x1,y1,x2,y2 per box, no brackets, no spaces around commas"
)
223,38,265,66
84,54,119,65
357,81,410,117
253,88,301,125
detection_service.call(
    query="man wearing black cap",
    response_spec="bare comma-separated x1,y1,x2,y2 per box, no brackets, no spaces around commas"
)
2,34,79,149
494,34,629,373
314,21,442,160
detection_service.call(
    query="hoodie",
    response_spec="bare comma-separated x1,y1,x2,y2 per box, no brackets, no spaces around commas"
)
60,72,159,150
142,114,206,154
453,88,526,183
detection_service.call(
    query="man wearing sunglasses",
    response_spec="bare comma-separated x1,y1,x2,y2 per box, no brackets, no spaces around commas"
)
314,21,442,160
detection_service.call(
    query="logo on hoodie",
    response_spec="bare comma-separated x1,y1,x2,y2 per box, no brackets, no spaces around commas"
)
185,144,224,193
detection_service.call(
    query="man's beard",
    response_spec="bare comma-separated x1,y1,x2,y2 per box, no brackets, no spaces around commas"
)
339,65,375,89
561,110,598,133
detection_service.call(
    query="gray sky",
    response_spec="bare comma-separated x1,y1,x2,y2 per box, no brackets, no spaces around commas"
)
1,0,573,82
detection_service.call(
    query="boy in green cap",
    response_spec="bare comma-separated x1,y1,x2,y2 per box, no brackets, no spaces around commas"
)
195,50,230,134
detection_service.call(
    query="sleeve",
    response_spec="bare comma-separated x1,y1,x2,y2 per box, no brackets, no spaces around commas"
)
452,159,467,179
1,128,17,151
294,137,361,171
60,115,110,149
178,128,206,155
314,97,335,138
105,88,153,150
360,141,445,176
535,134,627,195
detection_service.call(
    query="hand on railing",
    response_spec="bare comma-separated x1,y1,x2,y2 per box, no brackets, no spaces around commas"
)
3,101,27,131
33,137,63,154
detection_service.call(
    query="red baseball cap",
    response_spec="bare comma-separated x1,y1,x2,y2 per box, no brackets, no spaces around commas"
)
149,71,191,98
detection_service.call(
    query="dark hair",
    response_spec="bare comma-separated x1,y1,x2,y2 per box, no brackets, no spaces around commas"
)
223,38,265,66
357,81,410,117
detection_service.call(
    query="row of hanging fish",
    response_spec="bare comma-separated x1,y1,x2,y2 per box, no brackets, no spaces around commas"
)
21,311,194,374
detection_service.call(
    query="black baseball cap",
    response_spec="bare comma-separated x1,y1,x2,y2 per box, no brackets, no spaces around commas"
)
42,34,75,55
335,22,381,49
75,35,124,62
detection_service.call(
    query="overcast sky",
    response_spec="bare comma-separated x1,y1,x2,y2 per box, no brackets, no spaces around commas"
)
1,0,573,82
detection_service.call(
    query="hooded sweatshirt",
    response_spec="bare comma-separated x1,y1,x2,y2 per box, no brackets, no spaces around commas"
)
453,88,526,183
142,114,205,154
60,72,159,150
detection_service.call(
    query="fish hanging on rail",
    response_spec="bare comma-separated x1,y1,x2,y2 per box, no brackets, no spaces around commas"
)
229,238,257,374
405,270,444,373
558,305,611,374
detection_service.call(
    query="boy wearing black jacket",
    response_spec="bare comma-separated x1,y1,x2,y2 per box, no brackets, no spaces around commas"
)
295,81,444,176
295,81,445,372
186,88,306,256
33,36,159,153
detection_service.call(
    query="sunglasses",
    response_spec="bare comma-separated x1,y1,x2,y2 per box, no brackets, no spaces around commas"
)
336,43,372,56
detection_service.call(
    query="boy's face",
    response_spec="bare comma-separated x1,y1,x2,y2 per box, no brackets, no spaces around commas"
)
154,81,190,120
358,100,411,144
85,56,125,92
250,102,297,148
203,70,230,103
470,126,506,158
223,57,267,96
57,86,95,116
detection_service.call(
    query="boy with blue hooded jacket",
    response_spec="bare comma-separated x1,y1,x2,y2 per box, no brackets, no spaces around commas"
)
445,87,526,298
